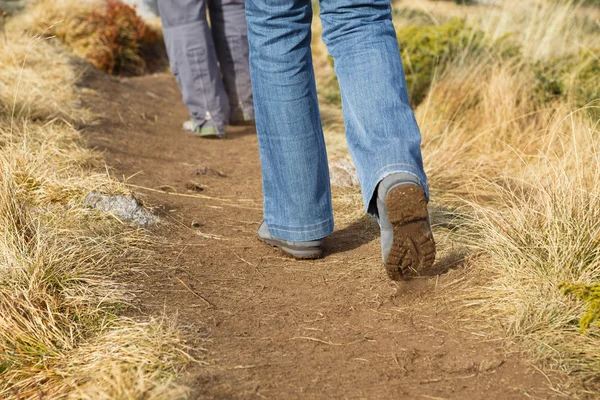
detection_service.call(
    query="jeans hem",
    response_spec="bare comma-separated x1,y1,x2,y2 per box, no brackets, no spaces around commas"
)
266,218,334,242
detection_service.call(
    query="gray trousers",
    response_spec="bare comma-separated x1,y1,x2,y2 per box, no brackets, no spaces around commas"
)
158,0,254,133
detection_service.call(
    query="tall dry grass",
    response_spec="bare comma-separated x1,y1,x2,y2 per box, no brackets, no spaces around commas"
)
465,116,600,378
414,0,600,391
480,0,597,61
0,18,190,400
0,33,91,122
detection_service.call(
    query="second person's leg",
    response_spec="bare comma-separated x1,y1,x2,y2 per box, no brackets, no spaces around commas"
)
208,0,255,124
245,0,333,242
158,0,230,136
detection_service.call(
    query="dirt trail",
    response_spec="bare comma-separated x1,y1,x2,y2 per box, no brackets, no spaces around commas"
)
82,72,560,399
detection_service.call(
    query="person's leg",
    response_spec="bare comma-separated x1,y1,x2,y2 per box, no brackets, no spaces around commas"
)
319,0,435,277
245,0,333,242
319,0,428,210
158,0,230,136
208,0,254,124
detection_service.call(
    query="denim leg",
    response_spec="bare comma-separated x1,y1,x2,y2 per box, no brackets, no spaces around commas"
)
158,0,230,133
319,0,429,215
245,0,334,241
208,0,254,120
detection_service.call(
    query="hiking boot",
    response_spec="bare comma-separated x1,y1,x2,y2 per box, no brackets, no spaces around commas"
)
377,174,436,280
182,120,225,138
229,109,255,126
258,221,324,259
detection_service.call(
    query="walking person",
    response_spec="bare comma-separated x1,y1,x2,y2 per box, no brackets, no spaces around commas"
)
157,0,254,138
247,0,436,279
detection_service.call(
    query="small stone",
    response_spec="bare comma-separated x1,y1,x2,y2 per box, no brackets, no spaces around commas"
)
329,156,360,187
84,192,159,226
191,220,201,228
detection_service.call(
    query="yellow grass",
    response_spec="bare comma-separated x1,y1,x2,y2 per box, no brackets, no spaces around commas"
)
0,19,190,400
465,117,600,378
414,1,600,391
6,0,99,65
480,0,597,61
0,34,91,123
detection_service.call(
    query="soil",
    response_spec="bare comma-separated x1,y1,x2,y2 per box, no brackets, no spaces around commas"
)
82,71,563,400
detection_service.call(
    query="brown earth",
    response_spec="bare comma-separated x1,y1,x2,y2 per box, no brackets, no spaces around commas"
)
82,71,564,400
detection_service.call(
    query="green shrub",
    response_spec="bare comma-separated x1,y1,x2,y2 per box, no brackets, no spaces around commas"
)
561,283,600,334
534,48,600,114
84,0,161,75
321,19,493,107
397,18,487,106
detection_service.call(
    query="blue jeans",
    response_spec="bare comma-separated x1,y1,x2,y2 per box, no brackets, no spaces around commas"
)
245,0,428,241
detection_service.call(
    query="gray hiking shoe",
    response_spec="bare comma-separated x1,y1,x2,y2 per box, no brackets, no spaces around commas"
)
258,221,324,259
229,109,255,126
377,174,436,280
182,120,225,138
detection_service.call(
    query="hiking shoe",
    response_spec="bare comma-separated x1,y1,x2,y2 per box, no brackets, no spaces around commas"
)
229,109,255,126
182,120,225,138
258,221,323,259
377,175,436,280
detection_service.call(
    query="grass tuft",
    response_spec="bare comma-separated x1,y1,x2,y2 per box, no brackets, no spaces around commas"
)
0,11,191,399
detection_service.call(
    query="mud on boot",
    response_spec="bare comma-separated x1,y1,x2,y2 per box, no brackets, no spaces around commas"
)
377,176,436,280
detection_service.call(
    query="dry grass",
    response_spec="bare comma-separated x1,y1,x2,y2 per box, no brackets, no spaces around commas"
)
0,18,190,400
479,0,597,61
35,320,190,399
0,33,91,123
461,112,600,388
316,0,600,392
416,1,600,390
416,1,599,391
9,0,97,39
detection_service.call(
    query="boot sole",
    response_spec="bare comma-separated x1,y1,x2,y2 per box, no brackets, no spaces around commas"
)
384,185,436,280
191,131,225,138
258,237,323,260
